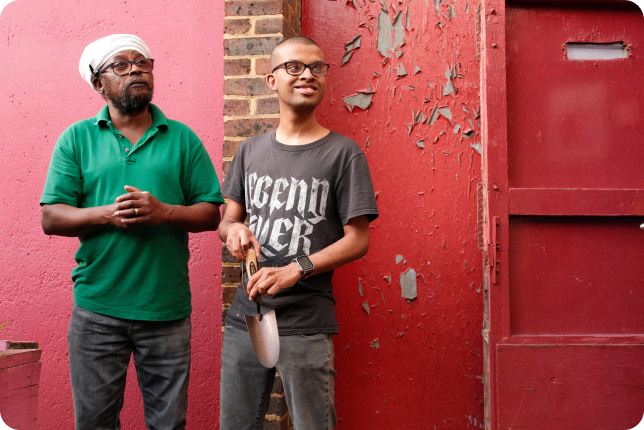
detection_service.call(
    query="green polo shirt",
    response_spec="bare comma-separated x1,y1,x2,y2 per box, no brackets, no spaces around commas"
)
40,104,224,321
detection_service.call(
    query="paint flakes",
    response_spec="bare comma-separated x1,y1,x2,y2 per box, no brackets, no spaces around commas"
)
397,63,408,77
449,4,455,18
465,3,469,13
462,126,474,138
414,66,421,75
363,302,370,315
416,140,425,148
341,51,354,66
470,142,482,154
405,7,411,30
463,105,470,116
400,268,417,299
365,137,370,147
342,35,362,66
374,71,381,77
359,279,364,297
408,84,415,90
395,255,404,264
438,106,453,125
433,0,440,17
343,92,374,110
414,109,422,125
396,49,403,59
377,9,405,58
428,105,439,125
454,124,461,134
370,339,380,349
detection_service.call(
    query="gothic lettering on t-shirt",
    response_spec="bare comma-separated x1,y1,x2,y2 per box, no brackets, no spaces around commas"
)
244,172,329,261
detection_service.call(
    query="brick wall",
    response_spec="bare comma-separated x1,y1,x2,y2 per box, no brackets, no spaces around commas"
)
222,1,301,429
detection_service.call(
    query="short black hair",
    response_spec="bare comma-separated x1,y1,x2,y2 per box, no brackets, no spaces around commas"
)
270,36,321,69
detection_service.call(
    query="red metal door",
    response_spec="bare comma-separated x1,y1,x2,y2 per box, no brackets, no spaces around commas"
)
483,1,644,429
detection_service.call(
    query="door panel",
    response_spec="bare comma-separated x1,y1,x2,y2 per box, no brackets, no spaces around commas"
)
509,216,644,335
497,345,644,430
506,2,644,190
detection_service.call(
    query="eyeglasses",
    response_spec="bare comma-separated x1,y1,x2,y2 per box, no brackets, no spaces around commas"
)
271,61,330,77
91,59,155,78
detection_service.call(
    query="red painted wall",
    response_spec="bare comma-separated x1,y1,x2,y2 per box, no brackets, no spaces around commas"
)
303,1,484,428
0,1,224,428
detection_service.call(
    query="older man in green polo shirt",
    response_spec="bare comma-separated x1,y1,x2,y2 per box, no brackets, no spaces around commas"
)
40,34,223,429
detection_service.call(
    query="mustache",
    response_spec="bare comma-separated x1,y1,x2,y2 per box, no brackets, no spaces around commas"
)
125,80,150,90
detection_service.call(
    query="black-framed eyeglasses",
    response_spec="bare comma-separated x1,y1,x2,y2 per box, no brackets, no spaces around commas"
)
271,61,330,77
91,58,155,78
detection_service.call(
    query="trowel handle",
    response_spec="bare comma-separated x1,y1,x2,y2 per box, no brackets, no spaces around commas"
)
242,248,258,295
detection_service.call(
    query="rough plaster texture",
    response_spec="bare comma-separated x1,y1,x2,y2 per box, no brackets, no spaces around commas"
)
304,1,484,428
0,1,224,428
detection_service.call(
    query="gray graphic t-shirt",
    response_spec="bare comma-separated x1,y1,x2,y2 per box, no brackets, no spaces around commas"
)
222,129,379,335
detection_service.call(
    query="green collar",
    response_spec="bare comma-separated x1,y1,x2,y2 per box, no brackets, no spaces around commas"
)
91,103,168,130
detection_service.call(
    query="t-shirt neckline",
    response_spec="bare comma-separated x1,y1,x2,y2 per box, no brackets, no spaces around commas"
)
269,129,334,152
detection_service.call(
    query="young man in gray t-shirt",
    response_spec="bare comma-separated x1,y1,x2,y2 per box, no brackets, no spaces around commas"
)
218,36,379,430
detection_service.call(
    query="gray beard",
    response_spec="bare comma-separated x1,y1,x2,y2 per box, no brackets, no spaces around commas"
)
107,86,153,114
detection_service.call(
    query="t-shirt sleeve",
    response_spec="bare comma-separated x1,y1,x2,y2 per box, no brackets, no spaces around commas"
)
40,132,83,207
221,144,246,205
184,141,225,206
336,153,379,225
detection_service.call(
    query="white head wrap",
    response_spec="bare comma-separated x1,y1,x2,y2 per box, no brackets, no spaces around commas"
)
79,34,152,90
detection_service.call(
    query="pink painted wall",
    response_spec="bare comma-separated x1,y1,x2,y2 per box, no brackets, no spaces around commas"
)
304,1,484,428
0,1,224,428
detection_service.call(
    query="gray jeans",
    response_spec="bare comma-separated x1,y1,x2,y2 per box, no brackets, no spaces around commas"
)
220,325,337,430
67,304,191,430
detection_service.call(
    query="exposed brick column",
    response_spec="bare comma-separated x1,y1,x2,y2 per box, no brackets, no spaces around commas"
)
222,1,301,429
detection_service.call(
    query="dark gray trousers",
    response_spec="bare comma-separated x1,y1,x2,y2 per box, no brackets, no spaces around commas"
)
68,304,191,430
220,325,336,430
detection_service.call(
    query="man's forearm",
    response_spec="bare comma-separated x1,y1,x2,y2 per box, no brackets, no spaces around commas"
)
307,216,370,276
41,203,116,237
217,215,239,243
164,202,221,233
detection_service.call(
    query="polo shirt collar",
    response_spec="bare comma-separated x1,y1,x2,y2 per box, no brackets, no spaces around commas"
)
92,103,169,131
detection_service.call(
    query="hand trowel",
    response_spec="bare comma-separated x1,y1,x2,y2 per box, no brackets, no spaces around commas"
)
243,248,280,368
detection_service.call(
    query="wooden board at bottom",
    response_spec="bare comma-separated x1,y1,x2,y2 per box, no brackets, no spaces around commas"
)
496,344,644,429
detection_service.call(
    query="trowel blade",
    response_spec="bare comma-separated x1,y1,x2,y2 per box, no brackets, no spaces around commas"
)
245,310,280,368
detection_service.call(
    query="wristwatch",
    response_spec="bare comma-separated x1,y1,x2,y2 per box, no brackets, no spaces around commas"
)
294,255,315,279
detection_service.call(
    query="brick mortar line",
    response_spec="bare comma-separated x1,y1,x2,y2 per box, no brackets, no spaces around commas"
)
225,55,271,60
223,74,268,79
224,113,280,122
270,393,285,398
223,263,240,267
265,414,288,421
223,137,246,141
223,157,234,162
224,33,284,40
224,14,283,21
223,283,239,288
224,114,280,120
224,95,277,100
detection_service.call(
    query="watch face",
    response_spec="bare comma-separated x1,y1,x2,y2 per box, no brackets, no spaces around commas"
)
296,256,314,271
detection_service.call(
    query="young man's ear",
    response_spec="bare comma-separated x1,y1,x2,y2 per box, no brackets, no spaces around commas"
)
266,73,278,93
